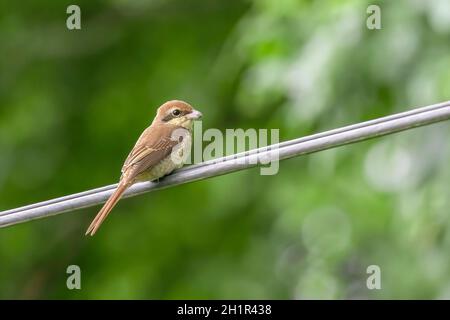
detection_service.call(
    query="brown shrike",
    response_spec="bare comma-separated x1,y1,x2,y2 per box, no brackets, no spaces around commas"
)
85,100,202,236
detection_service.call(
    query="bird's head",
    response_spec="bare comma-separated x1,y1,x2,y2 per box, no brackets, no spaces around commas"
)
153,100,202,130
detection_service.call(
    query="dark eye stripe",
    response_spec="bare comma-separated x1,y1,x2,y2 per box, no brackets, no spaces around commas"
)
162,109,188,122
162,113,174,122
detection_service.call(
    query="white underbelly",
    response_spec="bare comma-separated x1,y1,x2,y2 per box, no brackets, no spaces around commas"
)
138,130,192,181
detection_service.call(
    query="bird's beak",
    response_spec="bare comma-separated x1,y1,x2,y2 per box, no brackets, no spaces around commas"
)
187,109,203,120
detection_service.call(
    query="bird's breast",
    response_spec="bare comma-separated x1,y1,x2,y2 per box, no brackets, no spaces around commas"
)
140,130,192,181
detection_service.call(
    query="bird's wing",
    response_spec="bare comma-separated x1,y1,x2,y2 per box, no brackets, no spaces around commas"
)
121,124,184,181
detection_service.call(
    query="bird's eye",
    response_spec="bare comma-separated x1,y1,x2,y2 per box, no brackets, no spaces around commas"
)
172,109,181,117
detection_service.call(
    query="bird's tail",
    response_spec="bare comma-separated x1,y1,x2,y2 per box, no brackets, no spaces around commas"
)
85,181,131,236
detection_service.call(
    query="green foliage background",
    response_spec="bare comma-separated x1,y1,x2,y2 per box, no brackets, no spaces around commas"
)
0,0,449,299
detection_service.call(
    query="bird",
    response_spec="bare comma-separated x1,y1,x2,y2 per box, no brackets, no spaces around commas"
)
85,100,202,236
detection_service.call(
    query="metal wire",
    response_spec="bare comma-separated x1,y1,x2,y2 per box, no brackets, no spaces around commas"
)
1,101,449,228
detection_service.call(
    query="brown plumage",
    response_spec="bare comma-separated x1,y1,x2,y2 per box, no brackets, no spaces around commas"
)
85,100,202,236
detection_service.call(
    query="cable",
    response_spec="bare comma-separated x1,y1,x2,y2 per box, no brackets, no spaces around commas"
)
2,100,446,217
0,101,449,228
